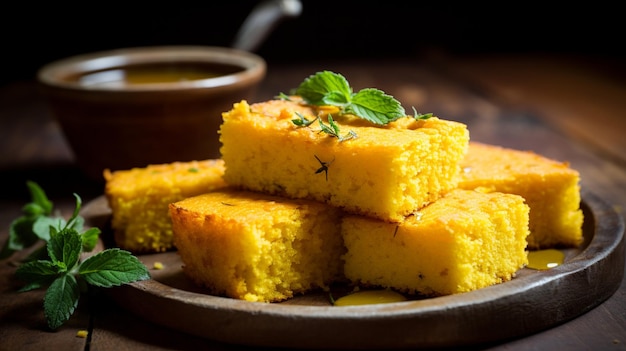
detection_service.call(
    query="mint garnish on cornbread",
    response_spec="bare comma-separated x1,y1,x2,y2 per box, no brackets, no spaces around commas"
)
221,72,469,222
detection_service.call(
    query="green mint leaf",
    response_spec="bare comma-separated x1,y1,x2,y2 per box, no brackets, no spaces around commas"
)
79,248,150,287
295,71,352,106
32,216,64,241
15,260,63,291
1,216,39,259
347,88,406,125
1,181,57,259
22,203,47,217
81,227,101,252
44,274,80,330
293,71,411,125
66,214,84,233
63,194,83,231
47,229,82,271
26,180,53,215
321,91,350,106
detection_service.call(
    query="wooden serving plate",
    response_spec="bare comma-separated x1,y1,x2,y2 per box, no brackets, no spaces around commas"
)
81,189,625,349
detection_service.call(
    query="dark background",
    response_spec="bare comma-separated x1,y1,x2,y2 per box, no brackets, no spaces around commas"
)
1,1,623,86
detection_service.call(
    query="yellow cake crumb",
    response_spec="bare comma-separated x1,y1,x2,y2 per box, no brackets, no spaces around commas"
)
219,99,469,222
342,189,530,296
104,159,228,253
169,188,345,302
458,142,583,249
76,330,89,338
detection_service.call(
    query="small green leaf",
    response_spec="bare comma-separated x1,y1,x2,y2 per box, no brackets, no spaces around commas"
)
318,118,336,136
64,194,83,230
21,203,46,217
2,217,39,258
410,106,433,120
32,216,64,241
26,181,53,215
296,71,352,106
81,227,101,252
79,248,150,287
67,214,84,233
15,260,63,292
292,112,316,127
44,274,80,330
47,229,82,271
348,88,406,124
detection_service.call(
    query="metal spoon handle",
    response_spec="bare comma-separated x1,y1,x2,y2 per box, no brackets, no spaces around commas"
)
231,0,302,52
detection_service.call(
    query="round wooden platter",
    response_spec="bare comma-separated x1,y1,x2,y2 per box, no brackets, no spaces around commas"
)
81,189,625,350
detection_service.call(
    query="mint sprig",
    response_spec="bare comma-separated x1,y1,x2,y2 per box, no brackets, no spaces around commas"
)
294,71,407,125
6,182,150,330
1,181,54,260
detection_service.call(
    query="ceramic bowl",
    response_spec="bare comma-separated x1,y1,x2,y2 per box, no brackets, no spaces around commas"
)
38,45,266,181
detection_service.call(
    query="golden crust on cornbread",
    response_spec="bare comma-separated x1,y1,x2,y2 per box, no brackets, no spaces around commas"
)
169,188,345,302
104,159,227,253
219,99,469,222
458,142,583,249
342,189,530,296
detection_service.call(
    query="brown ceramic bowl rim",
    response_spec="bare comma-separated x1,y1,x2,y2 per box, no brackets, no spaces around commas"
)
37,45,266,92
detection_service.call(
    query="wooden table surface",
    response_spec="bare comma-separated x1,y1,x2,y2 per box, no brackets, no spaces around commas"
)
1,52,625,351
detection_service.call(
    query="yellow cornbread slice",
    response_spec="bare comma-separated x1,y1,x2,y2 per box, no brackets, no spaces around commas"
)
104,159,227,253
168,188,345,302
342,189,530,296
458,142,583,249
220,99,470,222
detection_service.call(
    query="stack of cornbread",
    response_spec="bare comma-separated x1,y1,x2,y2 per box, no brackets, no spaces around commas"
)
170,97,534,303
104,93,583,303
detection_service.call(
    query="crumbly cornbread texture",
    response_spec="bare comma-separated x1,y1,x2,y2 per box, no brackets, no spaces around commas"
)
342,189,530,296
457,142,583,249
168,188,345,302
103,159,227,253
220,99,470,222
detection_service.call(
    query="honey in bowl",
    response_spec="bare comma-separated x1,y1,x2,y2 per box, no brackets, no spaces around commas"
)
72,62,242,87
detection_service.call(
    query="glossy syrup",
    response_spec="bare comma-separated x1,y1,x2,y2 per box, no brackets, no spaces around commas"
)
527,249,565,270
334,289,407,306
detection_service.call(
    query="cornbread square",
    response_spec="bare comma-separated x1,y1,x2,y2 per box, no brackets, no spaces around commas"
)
168,188,345,302
104,159,227,253
220,99,470,222
342,189,530,296
458,142,583,249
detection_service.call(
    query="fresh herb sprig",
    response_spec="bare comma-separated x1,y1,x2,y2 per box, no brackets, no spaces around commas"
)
318,115,357,142
1,181,64,260
294,71,411,125
292,111,357,142
3,181,150,330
